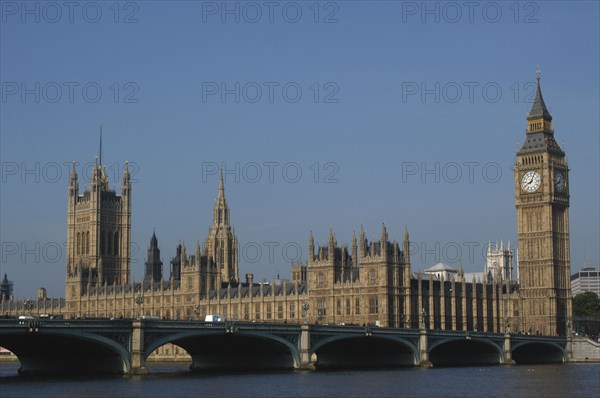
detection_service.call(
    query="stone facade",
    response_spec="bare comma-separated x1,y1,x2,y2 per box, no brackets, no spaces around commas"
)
65,159,132,311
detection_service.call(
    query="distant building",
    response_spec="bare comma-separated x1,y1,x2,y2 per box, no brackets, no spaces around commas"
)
0,274,13,300
485,241,513,282
423,263,457,281
422,241,514,284
571,267,600,296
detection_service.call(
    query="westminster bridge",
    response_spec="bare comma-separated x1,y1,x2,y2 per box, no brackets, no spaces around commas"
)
0,319,571,375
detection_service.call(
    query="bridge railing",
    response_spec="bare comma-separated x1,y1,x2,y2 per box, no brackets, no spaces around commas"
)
0,319,133,329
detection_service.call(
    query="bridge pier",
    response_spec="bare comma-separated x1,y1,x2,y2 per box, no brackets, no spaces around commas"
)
298,325,315,370
130,321,149,375
419,328,432,367
565,333,574,362
502,333,516,365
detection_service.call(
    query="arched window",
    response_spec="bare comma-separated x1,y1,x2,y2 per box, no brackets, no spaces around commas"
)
318,272,325,285
76,232,81,255
114,231,119,256
100,231,105,255
107,231,112,256
86,231,90,254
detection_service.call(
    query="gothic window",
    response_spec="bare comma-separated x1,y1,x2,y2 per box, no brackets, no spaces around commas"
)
86,231,90,254
100,231,105,255
355,298,360,315
346,298,351,315
369,269,377,282
113,231,119,256
277,303,283,319
107,231,112,256
336,298,341,315
290,303,295,319
243,304,249,321
266,303,272,319
76,232,81,255
255,303,261,320
317,299,326,317
369,297,379,314
318,273,325,285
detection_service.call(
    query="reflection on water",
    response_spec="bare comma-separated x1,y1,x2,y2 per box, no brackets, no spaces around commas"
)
1,361,599,398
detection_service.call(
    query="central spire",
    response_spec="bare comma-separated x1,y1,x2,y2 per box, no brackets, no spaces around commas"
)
205,169,239,284
218,169,225,200
99,123,103,166
213,169,230,227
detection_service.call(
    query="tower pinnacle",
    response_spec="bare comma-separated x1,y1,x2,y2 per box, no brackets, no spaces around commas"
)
99,123,103,166
213,170,229,227
218,168,225,199
527,67,552,124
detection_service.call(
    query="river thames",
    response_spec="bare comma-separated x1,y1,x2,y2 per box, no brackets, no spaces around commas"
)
0,362,598,398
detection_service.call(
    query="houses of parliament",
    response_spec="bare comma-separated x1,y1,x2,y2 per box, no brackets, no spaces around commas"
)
1,72,572,338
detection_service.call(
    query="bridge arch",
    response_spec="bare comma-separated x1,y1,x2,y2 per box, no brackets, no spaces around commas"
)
511,341,565,364
429,337,503,366
0,330,131,375
311,335,419,368
145,330,300,370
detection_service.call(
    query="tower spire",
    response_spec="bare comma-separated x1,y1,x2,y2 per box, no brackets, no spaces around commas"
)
212,169,229,227
99,123,103,166
528,66,552,123
218,168,225,198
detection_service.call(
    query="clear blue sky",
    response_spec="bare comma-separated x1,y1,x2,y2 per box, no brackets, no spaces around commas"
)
1,1,598,298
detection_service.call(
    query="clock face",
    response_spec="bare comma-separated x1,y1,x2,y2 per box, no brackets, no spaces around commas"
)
521,171,541,193
555,171,566,193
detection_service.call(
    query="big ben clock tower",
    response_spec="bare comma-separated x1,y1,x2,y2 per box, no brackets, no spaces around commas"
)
515,68,571,336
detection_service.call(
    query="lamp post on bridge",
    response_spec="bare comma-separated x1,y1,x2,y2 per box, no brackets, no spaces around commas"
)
24,299,34,317
505,316,511,334
301,300,310,325
134,293,144,320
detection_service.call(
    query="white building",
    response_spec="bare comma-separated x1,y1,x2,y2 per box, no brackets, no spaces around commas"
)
423,262,457,280
485,241,513,282
421,241,514,284
571,267,600,296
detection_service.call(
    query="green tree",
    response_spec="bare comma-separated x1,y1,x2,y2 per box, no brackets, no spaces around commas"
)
573,292,600,317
